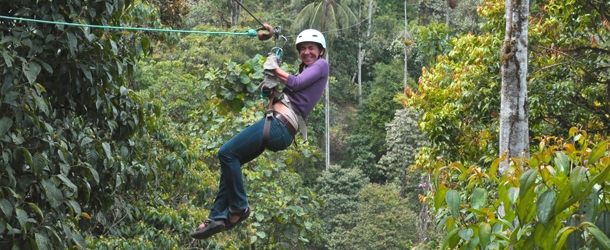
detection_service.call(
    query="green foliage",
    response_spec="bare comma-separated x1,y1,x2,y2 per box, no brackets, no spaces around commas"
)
430,128,610,249
242,155,322,248
328,32,360,104
416,0,449,25
128,34,323,248
149,0,189,29
377,108,426,183
0,0,158,248
412,22,452,66
377,108,427,213
292,0,358,41
527,0,610,136
311,165,369,249
342,134,380,181
446,0,486,35
405,0,610,172
326,183,420,249
405,31,503,169
345,59,404,182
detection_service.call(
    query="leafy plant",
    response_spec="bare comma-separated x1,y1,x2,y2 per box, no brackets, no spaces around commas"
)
430,128,610,249
0,0,161,248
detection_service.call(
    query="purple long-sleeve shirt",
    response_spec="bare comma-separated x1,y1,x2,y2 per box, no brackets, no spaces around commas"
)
283,59,329,119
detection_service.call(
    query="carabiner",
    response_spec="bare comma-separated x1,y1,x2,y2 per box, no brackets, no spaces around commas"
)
271,47,283,61
276,35,288,49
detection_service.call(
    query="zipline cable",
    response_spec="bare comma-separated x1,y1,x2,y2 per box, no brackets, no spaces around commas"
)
0,14,369,41
232,0,265,28
0,15,258,37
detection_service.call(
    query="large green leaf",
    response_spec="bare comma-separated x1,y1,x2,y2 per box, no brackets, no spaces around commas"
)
588,140,608,164
16,208,28,233
508,187,519,205
26,202,44,220
441,228,460,250
23,61,41,84
102,142,112,159
0,117,13,135
517,182,537,223
595,210,610,247
583,222,610,250
446,189,461,219
2,50,14,68
0,199,13,218
41,179,63,208
32,92,49,116
57,174,78,193
32,153,47,176
471,187,487,210
519,168,538,199
72,233,86,248
553,182,573,215
554,226,577,249
459,227,474,241
14,147,33,166
435,185,449,210
536,190,556,228
479,222,491,248
569,166,588,198
65,200,81,215
0,218,5,233
550,148,575,178
34,232,51,250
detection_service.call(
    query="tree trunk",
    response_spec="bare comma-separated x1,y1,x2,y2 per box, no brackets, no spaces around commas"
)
357,0,374,105
231,0,242,26
445,0,449,39
358,2,363,105
325,51,330,170
499,0,530,174
404,0,408,90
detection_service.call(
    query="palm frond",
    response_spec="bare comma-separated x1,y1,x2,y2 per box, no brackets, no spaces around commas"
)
293,3,317,32
292,0,358,42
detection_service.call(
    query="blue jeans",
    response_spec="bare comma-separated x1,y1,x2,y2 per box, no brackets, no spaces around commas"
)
208,116,294,220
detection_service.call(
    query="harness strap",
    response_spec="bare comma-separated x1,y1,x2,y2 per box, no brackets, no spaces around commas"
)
261,90,281,149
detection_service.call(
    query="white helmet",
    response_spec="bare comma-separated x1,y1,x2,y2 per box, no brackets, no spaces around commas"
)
295,29,326,50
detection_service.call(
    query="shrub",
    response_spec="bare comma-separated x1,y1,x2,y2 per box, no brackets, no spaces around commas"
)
429,128,610,249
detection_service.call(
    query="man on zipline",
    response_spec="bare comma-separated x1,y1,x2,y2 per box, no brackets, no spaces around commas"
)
191,29,329,240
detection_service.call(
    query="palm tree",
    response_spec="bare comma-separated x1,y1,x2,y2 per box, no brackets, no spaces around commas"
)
293,0,358,170
293,0,357,41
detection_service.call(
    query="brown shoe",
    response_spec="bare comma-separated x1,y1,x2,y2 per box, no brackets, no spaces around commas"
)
190,218,226,239
225,207,251,230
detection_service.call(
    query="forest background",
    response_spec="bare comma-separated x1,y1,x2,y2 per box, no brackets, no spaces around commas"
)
1,0,610,249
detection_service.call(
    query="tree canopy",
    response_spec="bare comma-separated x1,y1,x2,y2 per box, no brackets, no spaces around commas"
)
2,0,610,249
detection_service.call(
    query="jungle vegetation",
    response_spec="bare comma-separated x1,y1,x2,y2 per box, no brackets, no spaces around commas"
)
1,0,610,249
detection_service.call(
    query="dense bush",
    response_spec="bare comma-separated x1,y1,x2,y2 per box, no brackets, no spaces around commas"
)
0,1,159,248
429,128,610,249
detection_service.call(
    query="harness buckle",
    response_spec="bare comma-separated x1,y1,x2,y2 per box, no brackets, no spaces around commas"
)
265,109,274,119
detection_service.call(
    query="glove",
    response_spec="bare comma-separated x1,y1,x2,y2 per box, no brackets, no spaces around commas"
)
263,53,280,70
258,71,281,92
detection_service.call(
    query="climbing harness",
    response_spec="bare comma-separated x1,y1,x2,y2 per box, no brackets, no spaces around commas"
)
224,0,296,148
258,26,295,149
